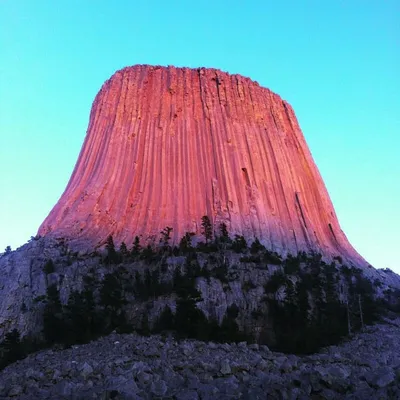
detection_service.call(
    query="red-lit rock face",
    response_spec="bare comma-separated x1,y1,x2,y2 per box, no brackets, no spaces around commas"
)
39,65,365,264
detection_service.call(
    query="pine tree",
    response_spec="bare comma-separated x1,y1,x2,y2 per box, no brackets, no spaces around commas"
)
154,305,175,332
134,271,146,300
354,274,378,326
218,304,245,342
100,273,127,331
63,285,99,345
346,299,352,336
0,329,22,368
65,291,88,344
131,236,142,257
141,244,155,263
140,313,150,336
43,284,64,344
174,297,207,339
264,271,286,294
358,294,364,330
219,223,230,243
105,235,118,264
250,238,265,254
42,259,55,275
201,216,213,244
144,269,155,299
185,252,201,278
173,267,183,292
264,250,282,265
119,242,128,259
284,254,300,274
179,232,194,253
296,280,310,325
160,226,173,250
232,235,247,253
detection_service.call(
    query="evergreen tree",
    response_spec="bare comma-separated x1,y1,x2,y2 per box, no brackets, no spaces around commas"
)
173,267,184,292
232,235,247,253
217,304,246,343
43,284,64,344
134,270,146,300
185,253,202,279
212,260,229,283
250,238,265,254
160,226,173,250
298,251,308,262
140,313,150,336
179,232,194,254
141,244,155,263
174,297,207,339
119,242,129,259
219,223,231,243
264,250,282,265
105,235,118,264
42,259,55,275
284,254,300,274
0,329,22,368
100,272,127,331
63,286,98,345
201,216,213,244
227,303,239,319
354,275,379,326
285,279,297,305
175,272,200,299
296,280,310,326
142,268,161,299
131,236,142,257
64,291,88,344
154,305,175,332
264,271,286,294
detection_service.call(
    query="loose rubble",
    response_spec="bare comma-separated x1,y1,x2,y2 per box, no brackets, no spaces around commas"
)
0,317,399,399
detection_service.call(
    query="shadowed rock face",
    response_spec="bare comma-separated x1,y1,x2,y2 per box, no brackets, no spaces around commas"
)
39,65,365,264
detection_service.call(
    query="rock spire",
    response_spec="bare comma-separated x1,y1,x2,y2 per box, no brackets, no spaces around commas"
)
39,64,365,265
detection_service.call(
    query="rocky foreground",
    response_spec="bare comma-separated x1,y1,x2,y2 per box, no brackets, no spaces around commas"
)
1,318,399,399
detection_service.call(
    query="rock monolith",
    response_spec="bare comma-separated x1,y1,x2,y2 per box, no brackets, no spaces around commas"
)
39,65,365,265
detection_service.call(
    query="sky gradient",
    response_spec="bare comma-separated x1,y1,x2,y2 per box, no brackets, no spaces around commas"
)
1,1,399,272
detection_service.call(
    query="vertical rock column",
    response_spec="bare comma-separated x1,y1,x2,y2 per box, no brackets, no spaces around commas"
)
39,65,365,266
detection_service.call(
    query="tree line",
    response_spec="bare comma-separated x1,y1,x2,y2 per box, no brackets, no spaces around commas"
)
1,216,399,369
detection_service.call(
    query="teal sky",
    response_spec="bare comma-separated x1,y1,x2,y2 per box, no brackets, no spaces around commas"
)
1,1,399,273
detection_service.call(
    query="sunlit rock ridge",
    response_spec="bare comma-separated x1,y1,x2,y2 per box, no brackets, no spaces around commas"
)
39,64,365,265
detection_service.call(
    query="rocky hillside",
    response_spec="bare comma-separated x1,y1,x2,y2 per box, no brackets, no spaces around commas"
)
0,316,400,399
1,234,399,344
1,232,400,364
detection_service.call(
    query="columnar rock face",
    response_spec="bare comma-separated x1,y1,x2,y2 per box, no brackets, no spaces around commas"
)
39,65,365,264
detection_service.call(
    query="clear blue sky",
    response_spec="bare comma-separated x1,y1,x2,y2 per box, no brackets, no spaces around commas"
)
1,1,399,273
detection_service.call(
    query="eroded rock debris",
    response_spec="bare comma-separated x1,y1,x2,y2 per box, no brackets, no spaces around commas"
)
1,317,399,399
